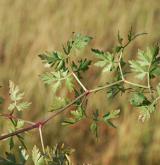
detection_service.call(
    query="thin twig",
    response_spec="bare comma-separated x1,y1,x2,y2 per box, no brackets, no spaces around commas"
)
0,123,39,140
0,113,35,125
89,80,124,93
39,125,45,154
118,52,124,80
122,32,147,50
72,72,88,92
124,79,149,89
42,91,87,125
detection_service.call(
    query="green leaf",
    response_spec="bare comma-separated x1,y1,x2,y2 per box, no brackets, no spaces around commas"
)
5,152,16,164
50,97,67,111
16,120,25,129
129,60,147,80
52,81,61,94
103,109,120,120
72,59,91,78
138,104,156,122
150,67,160,77
107,83,124,98
128,27,133,41
0,96,4,105
41,71,70,93
8,81,31,112
92,109,99,121
92,49,115,72
0,151,27,165
62,118,76,126
70,106,86,120
72,59,91,72
45,143,74,164
0,147,28,165
104,120,117,128
130,93,150,107
9,81,24,102
16,102,31,111
32,145,45,165
63,40,73,55
66,76,74,92
8,103,16,111
19,146,29,164
129,46,160,80
103,110,120,128
90,121,98,138
9,137,14,151
73,88,84,105
62,106,86,125
39,51,65,70
72,33,92,50
117,30,123,45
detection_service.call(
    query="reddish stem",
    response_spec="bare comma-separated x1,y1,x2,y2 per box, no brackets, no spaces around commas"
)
0,92,86,141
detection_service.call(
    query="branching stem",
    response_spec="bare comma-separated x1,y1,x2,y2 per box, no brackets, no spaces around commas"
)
0,113,35,125
89,80,123,93
0,76,151,141
0,32,154,141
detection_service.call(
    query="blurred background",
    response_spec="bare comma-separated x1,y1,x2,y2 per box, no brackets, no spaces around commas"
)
0,0,160,164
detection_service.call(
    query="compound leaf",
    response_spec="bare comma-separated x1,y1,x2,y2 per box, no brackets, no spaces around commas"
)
130,93,150,107
72,33,92,50
92,49,115,72
129,46,160,80
32,146,45,165
50,97,68,111
39,51,65,71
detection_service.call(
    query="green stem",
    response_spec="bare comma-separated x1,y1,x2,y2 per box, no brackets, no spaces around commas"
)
122,32,147,50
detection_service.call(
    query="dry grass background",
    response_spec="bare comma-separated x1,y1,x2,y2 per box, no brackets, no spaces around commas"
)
0,0,160,164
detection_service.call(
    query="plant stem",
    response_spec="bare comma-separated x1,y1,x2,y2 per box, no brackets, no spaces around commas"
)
72,72,88,92
39,125,45,154
89,80,123,93
124,79,149,89
42,91,87,125
0,74,151,141
122,32,147,50
118,52,124,80
0,123,39,140
152,96,160,105
0,113,35,125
